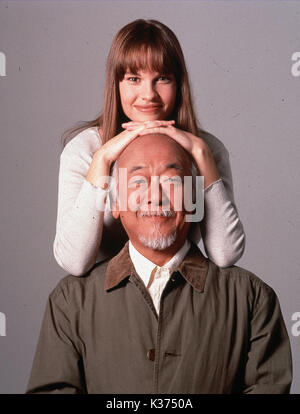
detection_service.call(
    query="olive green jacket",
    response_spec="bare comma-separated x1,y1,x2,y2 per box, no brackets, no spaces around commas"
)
26,242,292,394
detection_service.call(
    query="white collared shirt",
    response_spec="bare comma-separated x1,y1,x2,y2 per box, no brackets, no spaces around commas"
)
129,240,191,314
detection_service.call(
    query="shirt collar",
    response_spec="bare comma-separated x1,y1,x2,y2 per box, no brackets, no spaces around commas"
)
128,240,191,288
104,240,208,293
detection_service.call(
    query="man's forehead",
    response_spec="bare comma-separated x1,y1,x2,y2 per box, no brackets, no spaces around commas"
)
118,134,191,168
127,161,185,175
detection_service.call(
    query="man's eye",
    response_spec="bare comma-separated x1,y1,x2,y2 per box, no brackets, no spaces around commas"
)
129,178,147,186
164,177,182,183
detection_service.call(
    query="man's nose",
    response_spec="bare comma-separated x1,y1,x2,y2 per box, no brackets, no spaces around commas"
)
140,81,157,101
147,178,168,207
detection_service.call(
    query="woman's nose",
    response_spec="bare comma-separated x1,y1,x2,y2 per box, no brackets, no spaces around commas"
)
140,81,157,101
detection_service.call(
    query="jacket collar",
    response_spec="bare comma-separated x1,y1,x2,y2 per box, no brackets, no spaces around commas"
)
104,240,209,292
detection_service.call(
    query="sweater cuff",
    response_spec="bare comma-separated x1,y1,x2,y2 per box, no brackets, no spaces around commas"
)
74,180,108,213
204,178,223,194
204,178,231,207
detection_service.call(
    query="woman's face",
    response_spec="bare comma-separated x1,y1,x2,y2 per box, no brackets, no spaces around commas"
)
119,69,177,122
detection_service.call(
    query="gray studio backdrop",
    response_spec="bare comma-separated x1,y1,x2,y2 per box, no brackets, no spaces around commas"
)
0,0,299,394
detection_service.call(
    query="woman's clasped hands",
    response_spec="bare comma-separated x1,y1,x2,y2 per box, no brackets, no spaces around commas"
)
122,120,220,188
123,119,214,159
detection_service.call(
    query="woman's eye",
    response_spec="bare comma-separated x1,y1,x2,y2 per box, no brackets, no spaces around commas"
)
127,77,139,82
157,76,171,82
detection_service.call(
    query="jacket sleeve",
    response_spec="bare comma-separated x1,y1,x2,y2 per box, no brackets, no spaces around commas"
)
243,284,293,394
192,140,246,267
26,290,86,394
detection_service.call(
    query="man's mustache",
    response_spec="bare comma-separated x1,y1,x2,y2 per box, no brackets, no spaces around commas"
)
137,210,176,217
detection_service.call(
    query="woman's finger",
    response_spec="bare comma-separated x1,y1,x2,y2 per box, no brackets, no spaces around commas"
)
123,122,175,131
138,125,175,136
138,125,193,153
122,120,175,128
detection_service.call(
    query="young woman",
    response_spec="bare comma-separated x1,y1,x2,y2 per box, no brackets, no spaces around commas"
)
54,19,245,276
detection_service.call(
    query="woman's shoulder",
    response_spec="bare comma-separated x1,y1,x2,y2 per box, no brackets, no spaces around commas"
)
61,126,102,159
198,128,229,157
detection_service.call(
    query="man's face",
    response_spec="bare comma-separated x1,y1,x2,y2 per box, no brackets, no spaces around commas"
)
112,134,192,252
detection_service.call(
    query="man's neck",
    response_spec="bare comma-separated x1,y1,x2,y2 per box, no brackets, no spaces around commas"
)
129,239,188,267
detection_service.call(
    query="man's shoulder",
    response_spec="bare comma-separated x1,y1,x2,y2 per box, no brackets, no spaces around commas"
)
49,260,110,302
212,261,277,302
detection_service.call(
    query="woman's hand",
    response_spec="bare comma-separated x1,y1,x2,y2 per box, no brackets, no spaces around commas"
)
86,124,150,188
130,123,204,157
121,119,175,130
87,121,176,188
133,123,221,189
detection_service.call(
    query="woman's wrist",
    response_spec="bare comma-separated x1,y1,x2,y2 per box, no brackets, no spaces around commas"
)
192,144,220,189
86,150,111,189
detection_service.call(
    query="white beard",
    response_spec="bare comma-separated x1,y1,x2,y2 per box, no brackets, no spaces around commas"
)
137,210,177,250
138,229,177,251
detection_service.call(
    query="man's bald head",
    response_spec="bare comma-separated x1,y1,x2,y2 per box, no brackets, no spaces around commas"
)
118,133,193,172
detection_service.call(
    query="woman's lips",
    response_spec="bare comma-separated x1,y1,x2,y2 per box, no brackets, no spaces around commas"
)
134,105,162,113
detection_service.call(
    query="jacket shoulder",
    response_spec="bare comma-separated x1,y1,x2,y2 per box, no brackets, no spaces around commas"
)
49,260,110,302
213,262,277,306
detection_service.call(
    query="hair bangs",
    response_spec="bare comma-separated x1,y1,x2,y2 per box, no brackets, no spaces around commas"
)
116,42,178,80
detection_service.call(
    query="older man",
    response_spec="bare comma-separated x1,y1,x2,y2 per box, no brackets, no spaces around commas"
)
27,134,292,394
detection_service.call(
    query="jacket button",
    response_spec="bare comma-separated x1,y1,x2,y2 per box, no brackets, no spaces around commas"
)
147,349,155,361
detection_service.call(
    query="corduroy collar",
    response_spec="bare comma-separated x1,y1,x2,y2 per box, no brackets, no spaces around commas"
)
104,240,209,292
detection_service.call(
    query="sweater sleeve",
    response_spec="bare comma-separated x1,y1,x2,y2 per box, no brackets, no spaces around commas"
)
53,129,109,276
190,132,246,267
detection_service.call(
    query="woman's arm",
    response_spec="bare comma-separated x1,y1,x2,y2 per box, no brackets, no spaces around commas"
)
197,139,246,267
53,128,107,276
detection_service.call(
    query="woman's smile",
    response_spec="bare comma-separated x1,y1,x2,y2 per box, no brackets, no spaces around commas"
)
119,70,177,121
134,104,163,113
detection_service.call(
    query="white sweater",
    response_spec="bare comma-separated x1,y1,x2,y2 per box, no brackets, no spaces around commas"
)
53,127,245,275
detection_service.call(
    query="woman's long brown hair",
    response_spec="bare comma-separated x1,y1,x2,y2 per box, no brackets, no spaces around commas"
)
62,19,203,147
